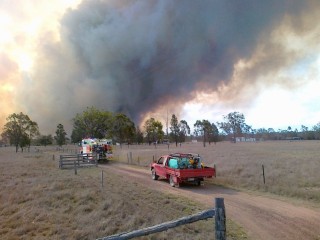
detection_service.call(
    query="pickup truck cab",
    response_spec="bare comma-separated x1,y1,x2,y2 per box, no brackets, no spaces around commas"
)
150,153,215,187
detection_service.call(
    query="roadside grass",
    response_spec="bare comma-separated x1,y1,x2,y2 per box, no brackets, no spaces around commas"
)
113,140,320,204
0,147,246,240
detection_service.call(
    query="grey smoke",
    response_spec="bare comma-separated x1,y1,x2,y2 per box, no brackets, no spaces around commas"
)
21,0,310,133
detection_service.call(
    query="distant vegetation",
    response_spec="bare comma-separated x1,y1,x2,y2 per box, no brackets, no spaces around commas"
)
1,107,320,149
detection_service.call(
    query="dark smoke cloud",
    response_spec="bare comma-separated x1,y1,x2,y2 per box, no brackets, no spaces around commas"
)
19,0,312,133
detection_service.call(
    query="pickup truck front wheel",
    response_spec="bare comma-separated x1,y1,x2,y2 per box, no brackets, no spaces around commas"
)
151,169,159,180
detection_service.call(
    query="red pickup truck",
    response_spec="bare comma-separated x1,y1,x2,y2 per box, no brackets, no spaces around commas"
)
150,153,215,187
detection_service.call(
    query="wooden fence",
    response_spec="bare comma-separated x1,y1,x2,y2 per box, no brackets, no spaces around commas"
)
97,198,226,240
59,154,98,173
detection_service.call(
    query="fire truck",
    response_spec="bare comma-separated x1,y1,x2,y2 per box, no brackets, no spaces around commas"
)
80,138,113,161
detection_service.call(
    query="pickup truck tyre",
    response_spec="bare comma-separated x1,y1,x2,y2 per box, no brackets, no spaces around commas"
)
196,179,201,186
151,169,159,180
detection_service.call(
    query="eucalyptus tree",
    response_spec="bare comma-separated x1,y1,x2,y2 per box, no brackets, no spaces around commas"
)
55,123,67,147
217,111,247,142
144,117,164,144
1,112,39,152
38,134,53,146
170,114,180,146
135,127,144,144
112,113,136,146
179,120,190,143
194,119,212,147
312,122,320,139
208,122,219,144
71,107,113,143
255,128,268,140
169,115,190,146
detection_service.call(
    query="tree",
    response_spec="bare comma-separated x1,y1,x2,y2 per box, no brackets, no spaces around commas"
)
267,128,276,140
169,115,190,146
194,120,204,140
255,128,268,140
194,120,212,147
38,135,53,146
286,126,294,139
144,118,164,145
300,125,314,140
55,124,67,147
312,123,320,140
135,127,144,144
179,120,190,143
112,113,136,146
71,107,113,143
217,112,247,142
208,122,219,144
27,121,40,150
242,124,252,139
170,114,180,146
1,112,39,152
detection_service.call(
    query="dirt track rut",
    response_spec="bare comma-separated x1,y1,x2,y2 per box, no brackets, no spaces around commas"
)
100,163,320,240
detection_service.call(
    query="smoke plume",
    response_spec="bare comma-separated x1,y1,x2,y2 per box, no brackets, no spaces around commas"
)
10,0,319,133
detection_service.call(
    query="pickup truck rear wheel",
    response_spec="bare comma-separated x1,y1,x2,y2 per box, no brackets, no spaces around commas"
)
151,169,159,180
196,179,201,186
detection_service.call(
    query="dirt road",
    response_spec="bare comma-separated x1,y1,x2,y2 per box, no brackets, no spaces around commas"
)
100,163,320,240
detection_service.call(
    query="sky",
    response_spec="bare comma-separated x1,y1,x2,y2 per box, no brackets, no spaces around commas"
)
1,0,320,135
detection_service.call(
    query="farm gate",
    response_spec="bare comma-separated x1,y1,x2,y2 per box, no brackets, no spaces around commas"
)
59,153,98,171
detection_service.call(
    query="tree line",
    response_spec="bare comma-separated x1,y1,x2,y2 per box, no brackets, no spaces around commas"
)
2,107,320,151
0,112,67,152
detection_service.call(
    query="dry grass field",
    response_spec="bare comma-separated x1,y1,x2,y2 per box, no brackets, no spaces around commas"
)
114,140,320,204
1,140,319,239
0,146,246,240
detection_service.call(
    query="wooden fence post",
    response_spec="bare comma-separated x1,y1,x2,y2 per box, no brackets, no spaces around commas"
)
74,160,77,175
215,198,226,240
101,170,104,188
130,152,133,164
262,164,265,184
59,155,62,168
76,154,79,167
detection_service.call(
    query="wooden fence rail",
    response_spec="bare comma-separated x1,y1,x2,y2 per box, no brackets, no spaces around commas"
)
97,198,226,240
59,154,98,170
